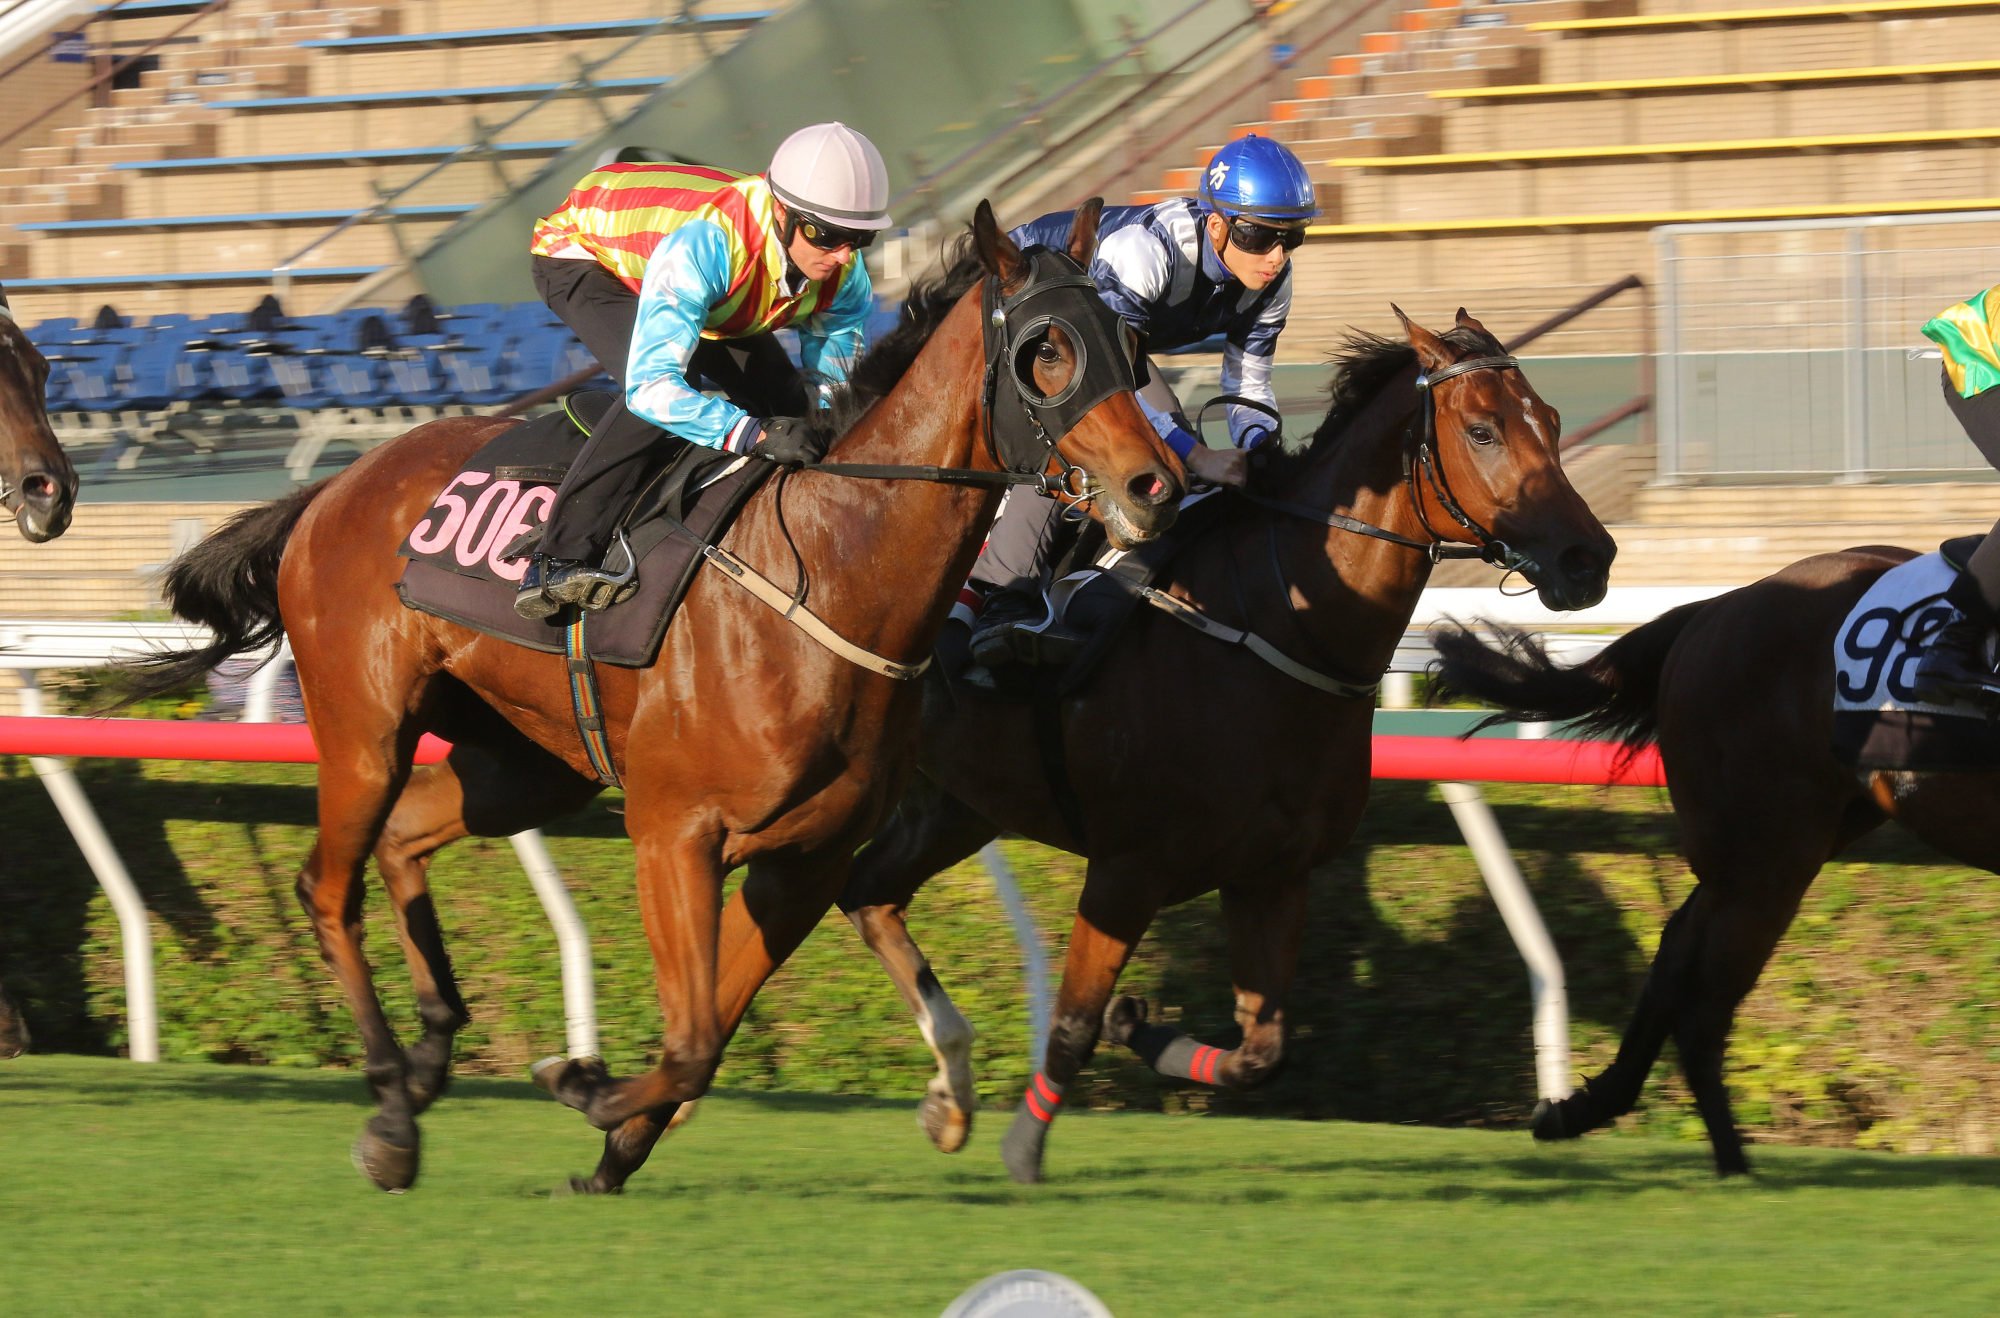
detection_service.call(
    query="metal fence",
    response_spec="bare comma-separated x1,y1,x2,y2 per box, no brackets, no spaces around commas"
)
1655,211,2000,483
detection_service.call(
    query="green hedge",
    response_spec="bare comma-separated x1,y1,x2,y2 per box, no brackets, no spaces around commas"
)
4,753,1997,1155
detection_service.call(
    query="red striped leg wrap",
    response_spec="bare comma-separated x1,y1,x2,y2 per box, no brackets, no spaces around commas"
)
1022,1072,1065,1123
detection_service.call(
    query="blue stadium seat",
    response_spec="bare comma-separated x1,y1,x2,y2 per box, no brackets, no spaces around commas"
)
322,353,396,408
25,317,79,345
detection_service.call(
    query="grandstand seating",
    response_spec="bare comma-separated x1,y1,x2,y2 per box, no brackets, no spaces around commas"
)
0,1,787,321
21,288,904,485
1120,0,2000,357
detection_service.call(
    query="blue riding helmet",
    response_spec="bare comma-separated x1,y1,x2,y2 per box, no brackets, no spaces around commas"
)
1196,134,1317,223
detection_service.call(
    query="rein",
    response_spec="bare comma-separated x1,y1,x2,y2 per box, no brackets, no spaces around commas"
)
694,251,1142,684
1129,354,1527,698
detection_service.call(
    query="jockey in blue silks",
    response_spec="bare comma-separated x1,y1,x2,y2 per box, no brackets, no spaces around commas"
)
965,134,1318,672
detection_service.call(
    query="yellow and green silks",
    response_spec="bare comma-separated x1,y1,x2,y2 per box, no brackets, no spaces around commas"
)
1922,283,2000,399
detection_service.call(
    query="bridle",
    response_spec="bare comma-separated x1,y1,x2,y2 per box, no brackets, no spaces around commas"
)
1231,352,1534,574
1151,353,1541,697
806,246,1142,499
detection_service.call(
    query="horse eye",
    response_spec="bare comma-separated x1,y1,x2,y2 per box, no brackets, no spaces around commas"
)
1036,340,1063,364
1468,424,1496,446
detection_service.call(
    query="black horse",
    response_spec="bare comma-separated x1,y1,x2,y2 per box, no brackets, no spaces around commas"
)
1432,546,2000,1174
0,285,80,1057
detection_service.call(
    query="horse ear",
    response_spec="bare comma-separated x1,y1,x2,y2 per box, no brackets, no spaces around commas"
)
1067,196,1104,265
1455,306,1492,338
1393,303,1450,370
972,200,1028,292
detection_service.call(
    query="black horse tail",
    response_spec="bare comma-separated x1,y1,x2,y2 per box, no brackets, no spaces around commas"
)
119,483,322,703
1428,600,1711,751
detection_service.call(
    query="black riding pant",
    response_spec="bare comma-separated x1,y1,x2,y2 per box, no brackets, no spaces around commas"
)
1941,369,2000,619
530,254,808,561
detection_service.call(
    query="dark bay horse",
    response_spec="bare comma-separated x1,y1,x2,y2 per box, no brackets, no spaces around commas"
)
835,310,1617,1182
0,288,76,541
1,284,78,1058
125,202,1183,1193
1431,545,2000,1175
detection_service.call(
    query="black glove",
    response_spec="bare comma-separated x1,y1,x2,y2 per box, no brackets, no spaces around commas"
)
748,416,826,467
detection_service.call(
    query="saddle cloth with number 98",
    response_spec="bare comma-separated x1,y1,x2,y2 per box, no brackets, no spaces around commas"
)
1831,549,2000,769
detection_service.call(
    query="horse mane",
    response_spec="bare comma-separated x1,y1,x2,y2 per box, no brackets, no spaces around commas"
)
1255,321,1505,489
813,231,985,440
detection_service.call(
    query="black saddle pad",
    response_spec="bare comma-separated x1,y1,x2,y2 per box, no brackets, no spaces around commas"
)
395,398,773,666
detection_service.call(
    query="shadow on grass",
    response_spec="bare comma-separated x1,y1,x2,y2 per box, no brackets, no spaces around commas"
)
0,1061,927,1116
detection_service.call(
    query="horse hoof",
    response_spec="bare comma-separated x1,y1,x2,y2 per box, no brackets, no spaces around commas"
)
919,1088,972,1154
1000,1136,1044,1184
532,1054,604,1104
1102,995,1147,1047
351,1128,419,1193
560,1173,622,1197
1530,1097,1571,1142
999,1114,1046,1185
666,1100,698,1131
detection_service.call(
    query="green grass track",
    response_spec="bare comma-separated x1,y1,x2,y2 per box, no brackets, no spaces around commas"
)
4,1057,1998,1315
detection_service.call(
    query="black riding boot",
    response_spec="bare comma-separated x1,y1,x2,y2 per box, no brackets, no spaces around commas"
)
968,588,1089,671
1915,529,2000,704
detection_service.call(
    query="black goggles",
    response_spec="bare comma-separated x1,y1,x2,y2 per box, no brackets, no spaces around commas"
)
1226,217,1307,255
793,212,877,252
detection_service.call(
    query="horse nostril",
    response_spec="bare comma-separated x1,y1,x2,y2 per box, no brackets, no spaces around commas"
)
1126,471,1171,506
1558,543,1606,586
20,473,58,503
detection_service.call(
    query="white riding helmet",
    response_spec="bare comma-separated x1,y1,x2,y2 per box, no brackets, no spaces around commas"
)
767,121,893,231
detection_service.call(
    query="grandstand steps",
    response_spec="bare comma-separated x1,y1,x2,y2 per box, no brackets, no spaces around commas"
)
2,184,126,225
1334,141,2000,224
0,502,250,620
1598,515,1994,586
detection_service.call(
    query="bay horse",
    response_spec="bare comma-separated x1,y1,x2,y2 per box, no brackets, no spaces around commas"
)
1,283,78,1058
124,202,1183,1193
1431,545,2000,1175
834,310,1617,1182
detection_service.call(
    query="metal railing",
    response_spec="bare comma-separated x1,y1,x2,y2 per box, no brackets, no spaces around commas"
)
1656,210,2000,483
1502,273,1654,454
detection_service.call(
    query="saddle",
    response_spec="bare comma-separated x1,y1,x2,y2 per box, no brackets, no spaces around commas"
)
1830,535,2000,770
396,391,773,666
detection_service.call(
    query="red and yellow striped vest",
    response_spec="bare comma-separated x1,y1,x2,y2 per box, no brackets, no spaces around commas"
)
529,163,852,339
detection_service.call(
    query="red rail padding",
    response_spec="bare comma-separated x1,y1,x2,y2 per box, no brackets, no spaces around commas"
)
0,716,451,765
0,717,1661,785
1373,734,1664,786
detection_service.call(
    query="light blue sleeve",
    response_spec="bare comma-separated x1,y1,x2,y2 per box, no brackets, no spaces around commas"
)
626,219,759,452
796,257,874,389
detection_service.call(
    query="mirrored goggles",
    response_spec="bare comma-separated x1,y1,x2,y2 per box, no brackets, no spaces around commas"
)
1226,218,1307,255
794,212,878,252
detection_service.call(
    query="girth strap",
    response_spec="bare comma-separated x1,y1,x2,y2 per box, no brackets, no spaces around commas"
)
1132,583,1379,699
697,544,931,682
563,614,623,788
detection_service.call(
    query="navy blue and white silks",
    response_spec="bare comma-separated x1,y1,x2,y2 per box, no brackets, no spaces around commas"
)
1009,199,1289,457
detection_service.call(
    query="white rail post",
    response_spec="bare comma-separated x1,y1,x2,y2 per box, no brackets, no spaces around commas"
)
17,672,158,1062
509,830,598,1059
980,842,1052,1068
1438,779,1571,1101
